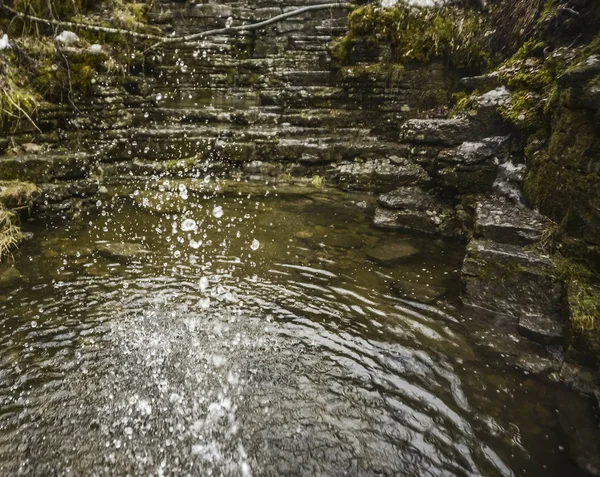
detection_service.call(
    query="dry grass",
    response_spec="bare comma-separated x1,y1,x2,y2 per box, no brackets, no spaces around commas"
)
0,205,23,262
0,181,39,208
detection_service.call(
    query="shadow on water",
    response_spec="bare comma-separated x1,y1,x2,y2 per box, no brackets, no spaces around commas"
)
0,179,592,476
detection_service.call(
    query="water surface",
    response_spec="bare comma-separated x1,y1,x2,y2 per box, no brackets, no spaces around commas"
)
0,179,589,476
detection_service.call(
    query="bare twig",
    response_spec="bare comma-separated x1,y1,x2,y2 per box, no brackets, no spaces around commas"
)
1,2,355,50
0,3,164,40
147,3,354,50
557,6,580,16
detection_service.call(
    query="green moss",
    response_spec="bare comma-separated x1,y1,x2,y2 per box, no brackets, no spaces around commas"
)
450,90,479,117
498,90,543,132
333,4,489,72
163,156,198,174
554,256,599,329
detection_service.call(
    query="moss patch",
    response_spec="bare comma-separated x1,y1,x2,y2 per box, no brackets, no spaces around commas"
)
332,4,489,72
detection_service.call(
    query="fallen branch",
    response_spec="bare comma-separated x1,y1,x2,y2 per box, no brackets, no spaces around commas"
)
148,3,354,50
1,3,355,50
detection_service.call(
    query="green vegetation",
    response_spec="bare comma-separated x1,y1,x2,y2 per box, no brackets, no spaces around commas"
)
0,0,158,126
0,205,23,261
332,4,489,72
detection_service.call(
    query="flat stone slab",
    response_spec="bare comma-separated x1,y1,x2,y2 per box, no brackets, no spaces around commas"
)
365,242,419,265
475,196,550,246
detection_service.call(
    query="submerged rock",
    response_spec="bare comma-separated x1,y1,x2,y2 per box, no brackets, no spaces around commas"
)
461,239,565,344
365,241,419,265
96,242,151,263
391,280,446,304
0,267,24,289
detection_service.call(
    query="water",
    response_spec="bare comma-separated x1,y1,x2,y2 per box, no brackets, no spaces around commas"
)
0,179,591,476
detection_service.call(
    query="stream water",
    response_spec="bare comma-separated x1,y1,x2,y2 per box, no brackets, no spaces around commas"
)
0,178,592,476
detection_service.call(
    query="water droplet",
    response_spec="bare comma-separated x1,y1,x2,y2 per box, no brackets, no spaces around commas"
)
179,184,188,200
156,93,162,102
199,297,210,309
250,239,260,251
189,239,202,249
181,218,197,232
212,206,224,218
199,276,209,292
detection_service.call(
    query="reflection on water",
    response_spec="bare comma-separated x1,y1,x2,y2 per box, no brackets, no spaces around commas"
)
0,179,588,476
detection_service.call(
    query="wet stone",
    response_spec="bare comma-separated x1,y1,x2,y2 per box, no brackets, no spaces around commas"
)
461,240,565,335
400,118,474,146
517,313,564,345
330,157,429,192
365,242,419,265
515,354,557,376
377,186,438,211
475,196,550,246
435,138,507,196
374,187,460,237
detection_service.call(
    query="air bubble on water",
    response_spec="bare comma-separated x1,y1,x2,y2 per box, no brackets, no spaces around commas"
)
179,184,188,200
199,276,209,292
250,239,260,251
181,218,197,232
173,250,181,259
212,206,224,218
189,239,202,249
